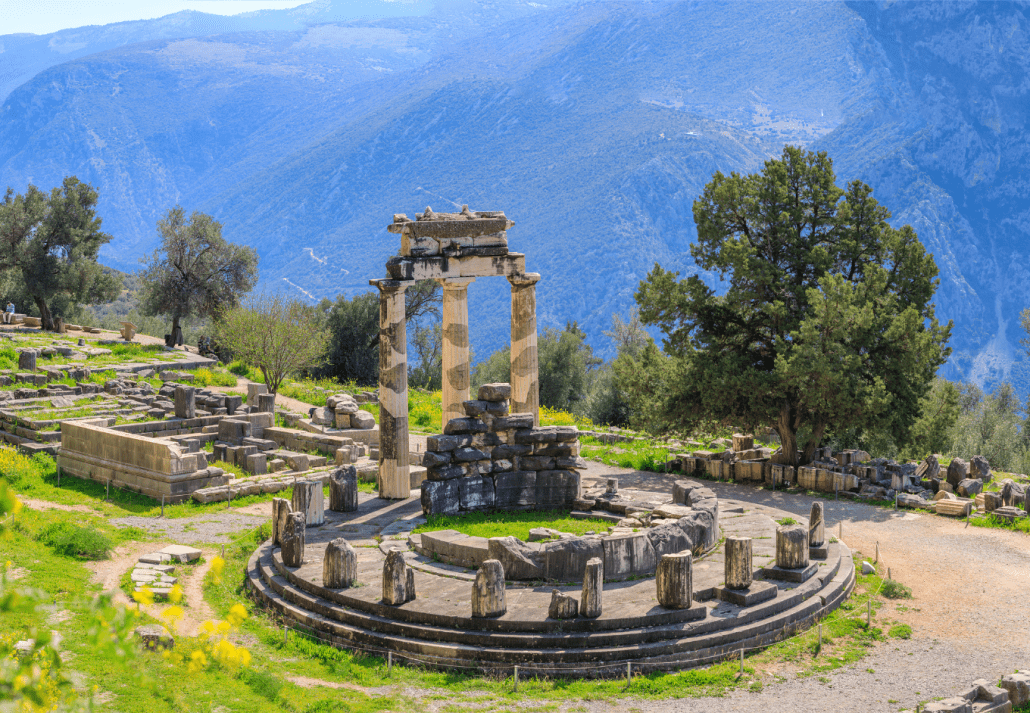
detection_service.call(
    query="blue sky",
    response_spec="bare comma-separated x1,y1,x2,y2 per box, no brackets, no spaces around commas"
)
0,0,311,35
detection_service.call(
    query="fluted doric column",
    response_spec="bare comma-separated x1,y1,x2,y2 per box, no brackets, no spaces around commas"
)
374,280,410,499
508,273,541,425
438,277,475,429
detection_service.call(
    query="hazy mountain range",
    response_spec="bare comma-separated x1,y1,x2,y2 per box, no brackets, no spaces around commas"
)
1,0,1028,391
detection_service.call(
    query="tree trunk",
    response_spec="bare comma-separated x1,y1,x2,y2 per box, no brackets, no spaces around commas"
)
776,406,800,467
172,314,181,338
801,421,828,465
34,297,54,331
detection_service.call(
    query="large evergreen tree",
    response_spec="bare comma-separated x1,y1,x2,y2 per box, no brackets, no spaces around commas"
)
635,146,951,465
0,177,120,330
139,207,258,340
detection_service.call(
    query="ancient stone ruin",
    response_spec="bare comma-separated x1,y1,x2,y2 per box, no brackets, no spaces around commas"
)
373,206,541,499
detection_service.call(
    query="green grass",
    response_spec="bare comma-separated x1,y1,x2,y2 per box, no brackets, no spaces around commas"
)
414,509,613,540
191,367,238,387
35,520,113,559
970,512,1030,534
580,436,673,472
888,623,912,639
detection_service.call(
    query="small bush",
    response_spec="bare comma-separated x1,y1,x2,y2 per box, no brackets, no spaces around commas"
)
776,517,797,526
192,368,237,387
36,522,112,560
880,578,913,600
888,623,912,639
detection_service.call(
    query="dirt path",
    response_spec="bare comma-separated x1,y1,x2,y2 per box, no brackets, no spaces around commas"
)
579,462,1030,712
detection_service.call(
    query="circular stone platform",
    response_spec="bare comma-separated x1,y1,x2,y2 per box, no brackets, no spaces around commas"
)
246,483,855,677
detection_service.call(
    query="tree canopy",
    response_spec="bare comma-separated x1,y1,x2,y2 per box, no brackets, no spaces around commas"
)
139,206,258,338
0,176,120,330
634,146,952,465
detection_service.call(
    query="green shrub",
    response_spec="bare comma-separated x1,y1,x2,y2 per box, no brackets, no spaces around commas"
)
192,368,237,387
880,579,913,600
888,623,912,639
776,517,797,526
36,522,112,560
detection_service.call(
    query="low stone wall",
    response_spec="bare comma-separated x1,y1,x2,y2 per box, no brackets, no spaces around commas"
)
419,384,586,517
56,420,229,501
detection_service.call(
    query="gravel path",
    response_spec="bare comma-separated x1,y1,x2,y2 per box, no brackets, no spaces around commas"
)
110,511,268,544
579,462,1030,712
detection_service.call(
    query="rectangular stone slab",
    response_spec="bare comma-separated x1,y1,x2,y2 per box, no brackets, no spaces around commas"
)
759,562,818,583
714,580,778,607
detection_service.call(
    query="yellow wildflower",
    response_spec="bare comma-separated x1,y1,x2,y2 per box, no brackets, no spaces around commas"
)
132,587,155,607
226,604,248,627
209,556,225,585
169,584,184,604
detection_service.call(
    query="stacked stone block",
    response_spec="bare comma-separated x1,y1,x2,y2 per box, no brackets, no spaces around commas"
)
420,383,584,517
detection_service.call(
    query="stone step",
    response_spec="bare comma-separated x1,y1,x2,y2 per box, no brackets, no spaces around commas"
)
248,540,854,666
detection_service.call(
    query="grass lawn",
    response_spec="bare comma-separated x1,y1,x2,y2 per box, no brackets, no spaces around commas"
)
413,509,614,540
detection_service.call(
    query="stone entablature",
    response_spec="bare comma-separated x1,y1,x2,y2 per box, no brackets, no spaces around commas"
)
419,383,585,518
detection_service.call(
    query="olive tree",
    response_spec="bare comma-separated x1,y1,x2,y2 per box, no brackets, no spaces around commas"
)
216,295,328,394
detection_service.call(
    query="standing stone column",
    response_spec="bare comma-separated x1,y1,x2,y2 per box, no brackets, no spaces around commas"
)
271,497,291,547
508,273,541,425
438,277,475,429
174,385,195,419
281,513,306,568
656,552,693,609
724,536,753,590
809,502,825,547
581,557,603,618
471,559,506,617
329,466,358,512
776,524,809,570
291,480,325,526
374,280,410,499
323,538,358,589
382,548,416,605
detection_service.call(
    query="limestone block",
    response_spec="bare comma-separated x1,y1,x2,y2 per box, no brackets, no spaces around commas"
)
225,395,242,415
969,454,991,481
647,521,694,558
957,478,982,498
247,383,267,402
548,589,578,619
382,548,416,605
602,531,657,578
323,538,357,589
478,383,511,401
174,386,195,419
281,513,305,567
420,479,460,517
775,524,809,570
724,536,753,590
580,557,603,617
291,480,325,526
543,537,603,581
809,501,825,547
350,411,376,429
458,475,495,511
329,466,358,512
1001,671,1030,707
256,393,275,413
535,469,580,508
946,457,969,487
311,406,335,426
921,699,971,713
471,559,506,617
18,350,37,372
731,433,754,451
487,536,543,580
1002,481,1026,507
245,452,267,475
494,471,537,508
984,491,1003,513
656,551,693,609
135,625,174,651
272,497,291,546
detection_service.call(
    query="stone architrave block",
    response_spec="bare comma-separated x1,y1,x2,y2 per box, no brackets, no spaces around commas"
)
603,532,657,578
542,537,602,582
281,513,305,568
548,590,578,619
471,559,506,617
487,536,544,580
382,548,416,605
420,479,460,517
329,466,358,512
174,386,196,419
272,497,291,547
458,475,495,511
291,480,325,526
580,557,603,618
323,538,357,589
656,551,693,609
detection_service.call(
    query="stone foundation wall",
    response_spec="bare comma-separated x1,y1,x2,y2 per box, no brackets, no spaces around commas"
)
419,383,586,517
56,420,229,501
